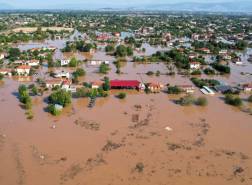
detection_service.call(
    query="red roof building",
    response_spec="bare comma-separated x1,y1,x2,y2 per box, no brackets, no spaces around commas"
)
110,80,139,89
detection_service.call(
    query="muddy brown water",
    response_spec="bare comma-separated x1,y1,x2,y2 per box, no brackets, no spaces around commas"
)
1,34,252,185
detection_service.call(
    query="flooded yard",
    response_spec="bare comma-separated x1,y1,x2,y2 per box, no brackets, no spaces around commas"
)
0,32,252,185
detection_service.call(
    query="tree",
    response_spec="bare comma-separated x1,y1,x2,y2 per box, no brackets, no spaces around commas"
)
89,88,97,97
102,77,110,91
49,89,72,107
32,86,38,95
72,75,79,83
75,68,86,76
98,87,106,97
53,109,61,115
21,91,30,103
47,58,54,68
25,98,33,110
69,57,78,67
118,92,126,99
38,89,44,96
9,48,21,58
232,97,243,107
47,104,55,112
225,94,234,104
33,50,39,56
83,82,88,87
18,84,26,95
76,87,89,97
248,95,252,102
105,45,115,52
85,43,93,52
197,96,208,106
167,86,182,94
180,93,195,106
0,73,4,80
53,85,60,91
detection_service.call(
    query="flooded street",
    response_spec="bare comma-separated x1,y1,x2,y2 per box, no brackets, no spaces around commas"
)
0,32,252,185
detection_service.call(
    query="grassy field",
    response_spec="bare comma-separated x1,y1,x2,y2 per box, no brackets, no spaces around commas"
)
12,27,74,32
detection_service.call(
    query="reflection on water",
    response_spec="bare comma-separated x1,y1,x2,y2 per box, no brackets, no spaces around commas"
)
13,76,34,82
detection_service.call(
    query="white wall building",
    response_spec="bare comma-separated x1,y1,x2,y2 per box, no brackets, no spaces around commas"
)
60,58,70,66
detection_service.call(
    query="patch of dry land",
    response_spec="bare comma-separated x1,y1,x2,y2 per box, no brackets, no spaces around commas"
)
12,27,74,32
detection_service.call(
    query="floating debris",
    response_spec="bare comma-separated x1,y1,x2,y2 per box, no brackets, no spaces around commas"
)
165,127,172,131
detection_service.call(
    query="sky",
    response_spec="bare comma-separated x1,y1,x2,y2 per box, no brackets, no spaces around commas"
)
1,0,242,7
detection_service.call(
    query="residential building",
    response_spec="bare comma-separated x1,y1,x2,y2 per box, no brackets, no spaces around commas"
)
191,33,199,40
176,85,194,92
241,84,252,92
115,32,120,36
13,60,26,65
188,54,196,59
147,82,164,90
62,80,72,91
189,62,201,69
48,46,56,50
15,65,31,75
200,48,210,53
0,53,7,59
166,41,173,47
110,80,139,89
45,79,63,88
60,58,70,66
54,69,70,78
28,60,39,66
70,83,83,89
90,81,105,89
179,39,185,44
104,61,110,65
200,86,215,95
89,60,101,66
232,58,243,65
0,69,11,75
219,50,227,54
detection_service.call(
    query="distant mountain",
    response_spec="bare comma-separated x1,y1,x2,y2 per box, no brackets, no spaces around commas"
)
0,3,13,9
3,1,252,12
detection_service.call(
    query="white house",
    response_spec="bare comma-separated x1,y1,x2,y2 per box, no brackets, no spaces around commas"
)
28,60,39,66
90,81,105,89
104,60,110,64
232,58,243,65
89,60,102,66
15,65,31,75
176,85,194,93
48,46,56,50
191,34,199,40
13,60,26,65
189,62,201,69
0,69,11,75
60,58,70,66
0,53,7,59
45,79,63,88
54,69,70,78
166,41,173,47
242,84,252,92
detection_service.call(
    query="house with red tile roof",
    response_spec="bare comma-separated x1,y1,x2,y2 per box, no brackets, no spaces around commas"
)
90,81,105,89
232,58,243,65
147,82,164,90
241,84,252,92
15,65,31,75
200,48,210,53
189,62,201,69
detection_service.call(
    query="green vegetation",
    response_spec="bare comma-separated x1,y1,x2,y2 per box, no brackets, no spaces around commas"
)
49,89,72,107
0,73,4,80
211,63,230,74
76,87,89,97
27,116,34,119
118,92,126,99
47,104,62,115
197,96,208,106
179,93,195,106
114,45,133,57
248,95,252,103
146,71,154,75
18,84,27,95
53,85,61,91
167,86,182,94
225,94,243,107
74,68,86,76
204,68,215,75
102,76,110,91
105,45,115,52
191,78,217,88
83,82,88,87
99,64,110,74
191,70,201,75
69,57,79,67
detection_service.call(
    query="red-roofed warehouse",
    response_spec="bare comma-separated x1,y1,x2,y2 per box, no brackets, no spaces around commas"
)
110,80,139,89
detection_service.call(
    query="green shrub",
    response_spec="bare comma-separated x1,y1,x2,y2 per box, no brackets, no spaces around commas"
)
53,108,61,115
248,95,252,102
197,96,208,106
27,116,34,119
180,93,195,106
118,92,126,99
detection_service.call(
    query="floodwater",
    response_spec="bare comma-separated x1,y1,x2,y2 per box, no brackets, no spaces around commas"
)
0,31,252,185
